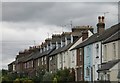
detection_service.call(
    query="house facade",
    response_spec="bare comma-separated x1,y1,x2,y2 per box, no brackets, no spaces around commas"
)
69,26,93,81
98,30,120,81
8,15,120,82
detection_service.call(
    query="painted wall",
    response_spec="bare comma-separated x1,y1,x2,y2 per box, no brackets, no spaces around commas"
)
102,40,119,62
57,53,63,69
84,44,93,81
110,62,120,81
92,42,102,81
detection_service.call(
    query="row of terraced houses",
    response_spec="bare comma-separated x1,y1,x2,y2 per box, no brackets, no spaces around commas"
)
8,16,120,82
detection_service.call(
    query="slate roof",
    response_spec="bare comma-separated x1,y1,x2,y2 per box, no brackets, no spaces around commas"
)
72,33,99,49
97,23,120,41
117,70,120,79
103,30,120,44
60,43,73,52
49,46,65,56
35,47,56,59
72,23,120,49
24,47,56,61
25,51,39,62
97,59,120,72
8,61,16,65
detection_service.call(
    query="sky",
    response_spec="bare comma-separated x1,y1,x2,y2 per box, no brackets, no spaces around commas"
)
1,0,119,69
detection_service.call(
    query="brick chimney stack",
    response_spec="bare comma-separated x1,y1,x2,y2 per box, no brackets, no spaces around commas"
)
97,16,105,34
45,38,51,50
82,31,88,41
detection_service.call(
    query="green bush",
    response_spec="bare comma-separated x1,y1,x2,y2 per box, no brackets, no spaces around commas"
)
13,78,20,83
13,78,34,83
54,68,75,82
42,72,54,82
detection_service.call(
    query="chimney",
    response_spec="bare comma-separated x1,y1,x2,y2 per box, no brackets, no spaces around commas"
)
65,36,71,45
62,32,71,46
45,38,51,50
40,42,44,53
51,34,61,49
97,16,105,34
61,34,65,47
82,31,88,41
56,41,61,49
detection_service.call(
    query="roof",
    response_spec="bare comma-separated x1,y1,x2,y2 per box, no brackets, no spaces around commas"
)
25,51,39,62
49,46,65,56
103,30,120,44
97,59,120,72
72,33,98,49
35,47,56,59
117,70,120,79
72,23,120,49
8,61,16,66
60,43,73,52
97,23,120,41
25,47,56,61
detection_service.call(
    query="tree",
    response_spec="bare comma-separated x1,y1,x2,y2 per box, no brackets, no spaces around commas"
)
32,66,45,82
42,72,54,82
55,68,75,82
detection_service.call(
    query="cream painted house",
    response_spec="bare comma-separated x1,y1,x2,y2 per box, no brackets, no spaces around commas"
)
98,29,120,81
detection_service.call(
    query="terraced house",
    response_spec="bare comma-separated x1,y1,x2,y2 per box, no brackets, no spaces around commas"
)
72,17,120,82
8,16,120,82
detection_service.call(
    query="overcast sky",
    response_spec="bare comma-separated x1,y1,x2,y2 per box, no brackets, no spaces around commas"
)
1,1,119,69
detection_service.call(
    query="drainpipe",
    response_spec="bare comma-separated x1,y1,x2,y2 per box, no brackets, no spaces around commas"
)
101,42,102,65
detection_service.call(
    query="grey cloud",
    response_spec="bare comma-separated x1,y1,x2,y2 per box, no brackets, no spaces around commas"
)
1,2,119,69
2,2,118,26
1,41,35,69
2,2,55,22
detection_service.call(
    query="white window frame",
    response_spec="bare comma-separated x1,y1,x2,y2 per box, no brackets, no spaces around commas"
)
113,43,116,59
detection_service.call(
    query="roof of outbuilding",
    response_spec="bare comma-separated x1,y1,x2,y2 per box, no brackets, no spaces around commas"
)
97,59,120,72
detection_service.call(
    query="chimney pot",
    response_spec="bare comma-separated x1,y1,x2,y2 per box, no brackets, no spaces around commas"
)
102,16,105,23
98,16,101,23
97,16,105,34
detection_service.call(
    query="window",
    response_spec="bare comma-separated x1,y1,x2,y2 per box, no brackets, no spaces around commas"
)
80,49,82,61
31,61,33,67
86,67,90,76
96,44,99,54
42,57,43,65
64,55,65,63
44,56,46,61
104,45,107,61
80,67,82,75
113,43,116,59
80,50,82,55
24,63,26,69
107,74,110,81
44,56,46,64
80,68,83,79
50,57,52,61
72,51,74,63
38,59,39,66
13,65,15,71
